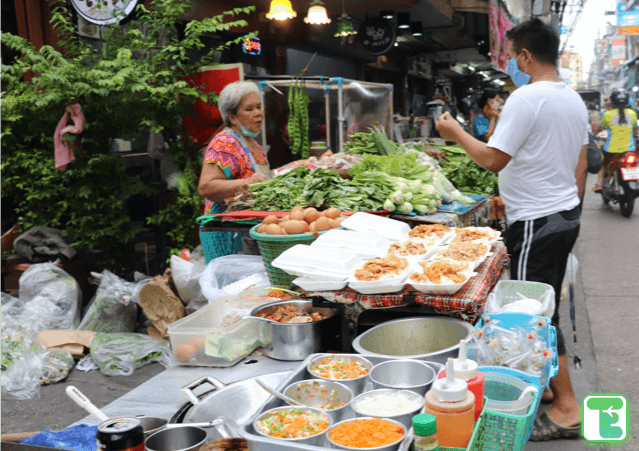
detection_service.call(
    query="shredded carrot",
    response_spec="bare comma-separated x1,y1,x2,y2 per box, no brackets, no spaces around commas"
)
329,419,404,448
310,357,369,380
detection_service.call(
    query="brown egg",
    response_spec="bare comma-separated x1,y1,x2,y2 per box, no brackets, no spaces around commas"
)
281,214,290,223
323,207,341,219
256,224,268,234
283,220,309,235
266,224,282,235
263,215,279,225
189,336,206,352
334,217,346,227
328,219,341,229
309,222,318,233
303,208,320,224
175,341,197,362
289,210,305,221
315,217,332,231
291,206,304,214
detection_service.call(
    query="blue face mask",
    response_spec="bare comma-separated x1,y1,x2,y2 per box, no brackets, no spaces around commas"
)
507,53,531,88
240,125,259,138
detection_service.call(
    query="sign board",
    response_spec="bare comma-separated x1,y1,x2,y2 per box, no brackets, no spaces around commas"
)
242,37,261,56
596,40,609,53
617,0,639,35
489,0,514,72
70,0,138,25
359,18,396,56
611,38,627,65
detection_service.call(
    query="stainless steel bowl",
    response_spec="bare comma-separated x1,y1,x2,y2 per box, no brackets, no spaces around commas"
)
136,416,168,438
369,360,437,396
249,300,336,361
283,379,353,423
350,389,425,429
252,406,331,446
145,426,207,451
327,417,407,451
352,317,475,364
307,354,373,397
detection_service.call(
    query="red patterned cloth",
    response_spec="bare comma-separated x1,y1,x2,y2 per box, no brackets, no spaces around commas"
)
300,242,508,323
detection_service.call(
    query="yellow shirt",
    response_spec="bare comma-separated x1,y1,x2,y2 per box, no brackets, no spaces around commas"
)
600,108,638,153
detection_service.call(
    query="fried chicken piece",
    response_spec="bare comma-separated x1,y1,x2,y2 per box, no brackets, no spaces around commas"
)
409,224,452,239
410,260,470,284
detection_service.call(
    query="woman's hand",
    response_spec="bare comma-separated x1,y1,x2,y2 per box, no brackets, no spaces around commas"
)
245,172,270,186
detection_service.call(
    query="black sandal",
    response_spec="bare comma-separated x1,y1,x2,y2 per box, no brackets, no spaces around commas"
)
529,412,581,441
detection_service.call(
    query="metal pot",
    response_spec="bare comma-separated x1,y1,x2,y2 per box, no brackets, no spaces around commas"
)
178,372,290,442
352,317,475,364
249,300,337,361
145,426,207,451
369,359,437,396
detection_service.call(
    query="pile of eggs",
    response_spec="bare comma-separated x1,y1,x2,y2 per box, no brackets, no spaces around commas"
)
256,206,344,235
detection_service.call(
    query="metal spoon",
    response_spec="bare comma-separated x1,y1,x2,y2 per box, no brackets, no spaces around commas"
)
255,378,302,406
243,316,280,324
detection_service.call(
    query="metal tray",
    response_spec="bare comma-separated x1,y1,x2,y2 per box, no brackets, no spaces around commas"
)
238,353,444,451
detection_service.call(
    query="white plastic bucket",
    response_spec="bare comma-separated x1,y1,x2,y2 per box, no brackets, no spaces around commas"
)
483,371,538,416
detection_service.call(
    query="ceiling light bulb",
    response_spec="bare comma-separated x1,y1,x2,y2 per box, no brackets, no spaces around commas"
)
305,1,331,25
397,12,410,29
266,0,296,20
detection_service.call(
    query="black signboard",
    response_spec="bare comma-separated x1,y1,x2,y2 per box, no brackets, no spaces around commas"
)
359,17,396,56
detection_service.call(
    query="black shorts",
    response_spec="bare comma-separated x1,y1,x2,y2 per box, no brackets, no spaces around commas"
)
506,205,581,356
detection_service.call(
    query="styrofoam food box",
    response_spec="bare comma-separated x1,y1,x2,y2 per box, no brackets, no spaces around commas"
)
450,227,502,245
341,212,410,242
311,229,390,259
388,238,440,263
292,277,348,291
347,260,411,285
431,244,493,270
271,244,361,282
348,280,406,295
407,261,477,295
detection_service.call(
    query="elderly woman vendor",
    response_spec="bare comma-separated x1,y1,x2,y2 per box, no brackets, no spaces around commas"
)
198,81,271,261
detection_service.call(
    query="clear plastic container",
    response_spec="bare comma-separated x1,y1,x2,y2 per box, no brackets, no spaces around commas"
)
483,370,538,416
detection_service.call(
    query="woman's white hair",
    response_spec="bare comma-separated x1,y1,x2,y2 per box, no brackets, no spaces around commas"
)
218,81,261,126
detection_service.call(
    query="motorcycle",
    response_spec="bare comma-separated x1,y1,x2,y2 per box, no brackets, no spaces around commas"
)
600,149,639,217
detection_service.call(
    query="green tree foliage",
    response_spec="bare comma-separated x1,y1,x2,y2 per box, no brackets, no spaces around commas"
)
1,0,256,268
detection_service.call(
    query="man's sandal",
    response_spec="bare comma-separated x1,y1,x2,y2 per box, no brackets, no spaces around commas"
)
529,412,581,441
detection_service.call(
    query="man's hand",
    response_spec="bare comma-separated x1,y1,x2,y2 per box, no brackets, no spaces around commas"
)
436,112,464,142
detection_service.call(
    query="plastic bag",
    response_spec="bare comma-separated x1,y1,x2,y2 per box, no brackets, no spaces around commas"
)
2,293,39,370
200,255,268,303
41,350,75,385
485,285,555,318
1,350,44,400
18,262,82,330
170,253,206,304
78,271,147,333
91,332,175,376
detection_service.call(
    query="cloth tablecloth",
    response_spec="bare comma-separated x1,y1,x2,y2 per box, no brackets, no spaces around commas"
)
300,241,508,323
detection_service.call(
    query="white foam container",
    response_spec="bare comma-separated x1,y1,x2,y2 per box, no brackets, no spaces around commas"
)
407,261,477,295
310,229,390,259
451,227,502,245
341,212,410,242
271,244,361,282
388,238,440,263
292,277,348,291
348,280,406,295
431,245,493,270
347,257,412,285
408,227,455,246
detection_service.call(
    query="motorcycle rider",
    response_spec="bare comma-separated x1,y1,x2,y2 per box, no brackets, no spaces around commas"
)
594,88,638,191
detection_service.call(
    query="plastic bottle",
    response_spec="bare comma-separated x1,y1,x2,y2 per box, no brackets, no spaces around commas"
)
412,414,438,451
424,358,475,448
437,339,485,421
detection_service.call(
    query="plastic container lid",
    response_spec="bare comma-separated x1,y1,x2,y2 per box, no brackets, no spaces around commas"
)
311,229,390,258
451,339,478,381
412,413,437,436
340,212,410,241
431,358,468,402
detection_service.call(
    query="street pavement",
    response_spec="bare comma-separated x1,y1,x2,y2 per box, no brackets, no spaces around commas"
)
2,177,638,450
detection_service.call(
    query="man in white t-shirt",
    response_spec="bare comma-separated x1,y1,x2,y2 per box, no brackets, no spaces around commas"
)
436,18,588,441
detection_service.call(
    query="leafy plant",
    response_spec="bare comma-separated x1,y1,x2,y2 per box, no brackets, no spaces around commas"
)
1,0,257,268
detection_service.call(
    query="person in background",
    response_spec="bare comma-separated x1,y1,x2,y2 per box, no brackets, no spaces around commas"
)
593,88,638,192
473,89,501,142
197,81,271,260
436,18,588,441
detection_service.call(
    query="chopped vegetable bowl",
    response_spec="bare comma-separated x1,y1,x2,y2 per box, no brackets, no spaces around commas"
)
253,406,331,444
307,354,373,396
328,417,406,450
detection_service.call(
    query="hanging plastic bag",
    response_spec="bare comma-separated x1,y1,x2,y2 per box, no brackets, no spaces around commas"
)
18,262,82,330
199,255,268,303
90,332,175,377
78,271,148,333
170,253,206,305
485,281,555,318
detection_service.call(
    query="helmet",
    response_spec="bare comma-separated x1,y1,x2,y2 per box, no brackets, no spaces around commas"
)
610,88,630,107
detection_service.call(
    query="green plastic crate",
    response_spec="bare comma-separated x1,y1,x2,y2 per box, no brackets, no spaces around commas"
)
248,225,329,286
